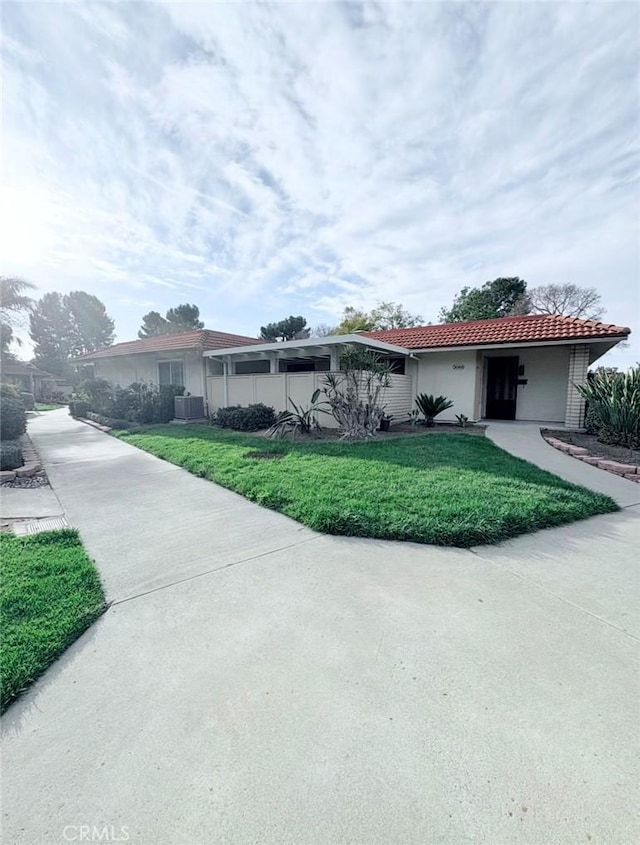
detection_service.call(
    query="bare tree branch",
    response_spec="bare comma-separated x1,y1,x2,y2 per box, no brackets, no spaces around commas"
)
528,284,605,320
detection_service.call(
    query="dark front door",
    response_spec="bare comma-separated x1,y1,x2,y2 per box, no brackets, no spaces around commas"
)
485,357,519,420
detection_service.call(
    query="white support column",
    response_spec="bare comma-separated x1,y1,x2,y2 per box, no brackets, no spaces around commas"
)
565,344,590,428
329,348,339,371
269,353,279,374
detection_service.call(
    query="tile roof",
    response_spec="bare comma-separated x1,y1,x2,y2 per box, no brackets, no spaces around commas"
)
77,329,261,360
363,314,630,350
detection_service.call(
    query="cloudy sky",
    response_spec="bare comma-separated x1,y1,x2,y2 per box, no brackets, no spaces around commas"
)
2,1,639,366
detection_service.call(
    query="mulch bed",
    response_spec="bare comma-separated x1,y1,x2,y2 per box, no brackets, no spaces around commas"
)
542,429,639,468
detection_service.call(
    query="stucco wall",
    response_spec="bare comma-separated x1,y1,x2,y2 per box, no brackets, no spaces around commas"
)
415,350,479,421
483,345,569,422
92,350,206,398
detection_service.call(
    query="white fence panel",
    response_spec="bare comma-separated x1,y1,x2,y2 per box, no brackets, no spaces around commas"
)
207,371,415,427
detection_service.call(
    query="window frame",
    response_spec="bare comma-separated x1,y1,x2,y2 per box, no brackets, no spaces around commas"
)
157,359,185,387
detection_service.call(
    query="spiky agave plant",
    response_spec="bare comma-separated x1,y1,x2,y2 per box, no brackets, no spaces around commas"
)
576,365,640,449
415,393,454,427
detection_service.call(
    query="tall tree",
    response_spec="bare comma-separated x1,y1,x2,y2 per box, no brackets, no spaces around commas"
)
165,303,204,331
333,307,375,335
528,283,605,320
310,323,338,337
138,303,204,338
369,301,424,330
439,277,530,323
29,290,115,376
334,301,424,335
259,315,310,342
29,292,74,376
66,291,115,355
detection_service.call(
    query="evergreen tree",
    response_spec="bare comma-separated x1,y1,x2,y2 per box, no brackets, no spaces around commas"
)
439,278,530,322
138,303,204,338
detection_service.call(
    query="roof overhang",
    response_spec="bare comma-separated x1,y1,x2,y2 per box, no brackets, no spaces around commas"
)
203,334,411,358
408,336,628,355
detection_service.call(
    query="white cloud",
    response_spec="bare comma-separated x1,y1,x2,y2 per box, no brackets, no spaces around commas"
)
1,0,638,365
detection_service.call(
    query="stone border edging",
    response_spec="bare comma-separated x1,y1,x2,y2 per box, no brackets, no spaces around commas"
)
0,434,44,483
542,435,640,483
76,417,112,433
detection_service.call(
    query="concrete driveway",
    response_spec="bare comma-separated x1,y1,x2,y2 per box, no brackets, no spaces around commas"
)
2,410,638,844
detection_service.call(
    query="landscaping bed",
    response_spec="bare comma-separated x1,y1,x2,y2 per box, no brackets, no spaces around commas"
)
249,421,486,442
0,529,106,712
543,429,639,467
0,433,48,487
116,425,617,548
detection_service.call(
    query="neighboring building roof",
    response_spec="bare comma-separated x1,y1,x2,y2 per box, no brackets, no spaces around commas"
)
363,314,630,350
0,360,59,378
77,329,261,360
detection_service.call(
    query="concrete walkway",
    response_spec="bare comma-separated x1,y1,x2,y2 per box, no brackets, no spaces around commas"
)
485,421,640,507
2,410,638,844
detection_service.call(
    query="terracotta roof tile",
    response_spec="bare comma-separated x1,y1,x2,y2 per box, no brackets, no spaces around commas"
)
78,329,261,360
363,314,630,350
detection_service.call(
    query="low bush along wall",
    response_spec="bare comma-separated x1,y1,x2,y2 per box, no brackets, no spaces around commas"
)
0,440,24,471
69,380,185,425
0,393,28,442
211,403,277,431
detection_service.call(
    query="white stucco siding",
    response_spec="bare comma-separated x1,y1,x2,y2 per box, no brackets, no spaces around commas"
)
483,345,569,422
415,351,479,421
92,350,206,398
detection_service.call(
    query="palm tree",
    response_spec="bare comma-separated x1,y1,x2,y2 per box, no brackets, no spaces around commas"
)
0,276,35,323
0,276,35,360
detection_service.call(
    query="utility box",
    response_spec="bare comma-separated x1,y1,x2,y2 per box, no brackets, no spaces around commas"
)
174,395,205,420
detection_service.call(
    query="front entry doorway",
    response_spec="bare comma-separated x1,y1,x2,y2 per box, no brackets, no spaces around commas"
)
485,356,519,420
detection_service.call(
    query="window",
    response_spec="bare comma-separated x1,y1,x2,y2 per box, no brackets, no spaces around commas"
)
386,356,406,375
235,359,271,375
278,356,330,373
158,360,185,387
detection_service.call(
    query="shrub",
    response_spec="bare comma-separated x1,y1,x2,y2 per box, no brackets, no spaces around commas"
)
68,399,91,418
0,394,27,441
74,378,113,413
1,382,22,400
415,394,454,427
109,385,140,421
85,411,132,429
20,392,35,411
213,403,277,431
577,365,640,448
267,392,324,438
0,440,23,470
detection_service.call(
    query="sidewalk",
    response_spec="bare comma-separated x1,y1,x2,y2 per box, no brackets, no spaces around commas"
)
485,421,640,507
24,409,317,602
2,410,638,844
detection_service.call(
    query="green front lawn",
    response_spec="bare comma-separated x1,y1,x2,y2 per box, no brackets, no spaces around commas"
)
0,529,106,712
117,426,617,547
35,403,66,411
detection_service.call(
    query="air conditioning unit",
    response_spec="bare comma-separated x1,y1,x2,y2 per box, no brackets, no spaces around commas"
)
174,395,205,420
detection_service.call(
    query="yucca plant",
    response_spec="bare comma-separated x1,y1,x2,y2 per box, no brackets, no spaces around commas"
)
415,393,454,427
266,389,326,438
576,365,640,449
